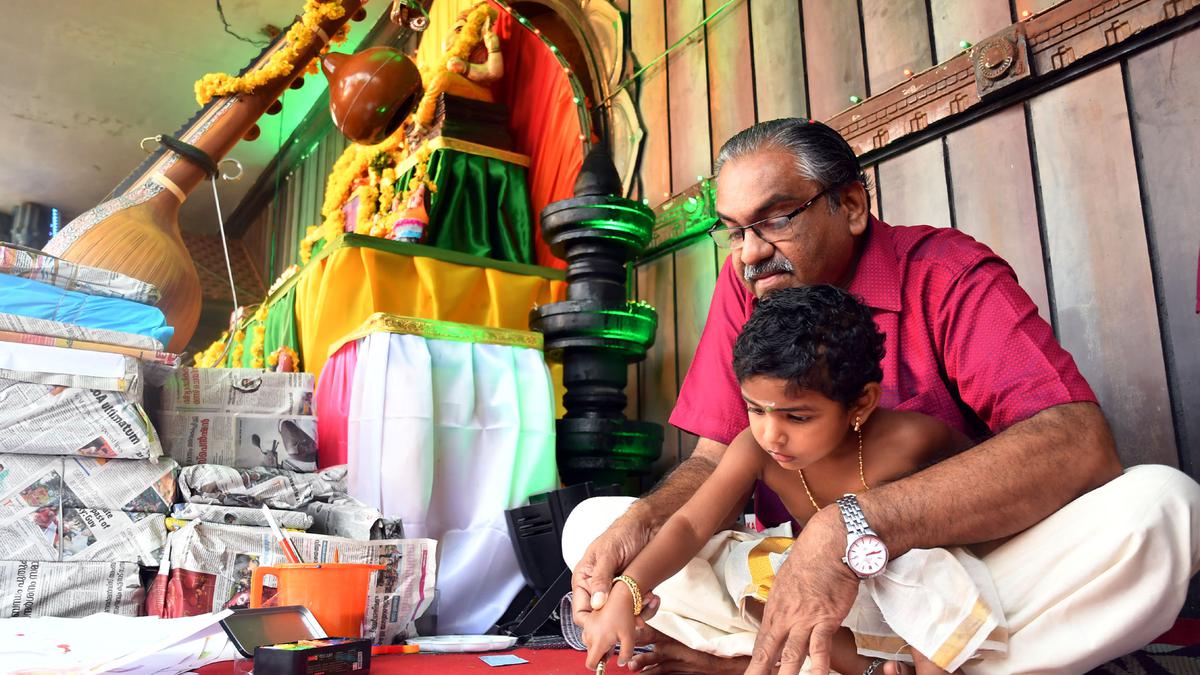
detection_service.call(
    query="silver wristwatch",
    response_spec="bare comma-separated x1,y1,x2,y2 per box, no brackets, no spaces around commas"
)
835,493,889,579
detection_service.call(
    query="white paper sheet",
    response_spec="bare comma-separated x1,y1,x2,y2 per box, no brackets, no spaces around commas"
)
0,610,238,675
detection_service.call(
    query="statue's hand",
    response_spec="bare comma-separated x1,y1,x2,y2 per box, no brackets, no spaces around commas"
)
446,57,468,75
483,17,500,51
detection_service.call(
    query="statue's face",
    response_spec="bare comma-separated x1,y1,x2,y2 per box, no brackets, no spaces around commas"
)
443,19,467,52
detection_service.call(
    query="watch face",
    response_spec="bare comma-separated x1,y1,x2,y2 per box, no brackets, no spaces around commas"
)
846,535,888,577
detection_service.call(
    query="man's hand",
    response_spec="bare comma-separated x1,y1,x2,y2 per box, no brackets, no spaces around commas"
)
745,507,858,675
571,503,661,628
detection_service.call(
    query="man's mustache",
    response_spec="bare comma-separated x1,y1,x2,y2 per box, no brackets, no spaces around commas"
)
743,257,795,282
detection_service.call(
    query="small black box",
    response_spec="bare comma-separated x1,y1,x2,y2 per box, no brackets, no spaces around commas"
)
220,606,371,674
254,637,371,674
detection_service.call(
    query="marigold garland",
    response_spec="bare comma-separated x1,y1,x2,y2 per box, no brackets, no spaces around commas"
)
194,331,230,368
297,2,494,263
268,346,301,370
195,0,348,106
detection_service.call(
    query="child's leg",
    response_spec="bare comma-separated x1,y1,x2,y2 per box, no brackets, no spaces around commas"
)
830,627,878,674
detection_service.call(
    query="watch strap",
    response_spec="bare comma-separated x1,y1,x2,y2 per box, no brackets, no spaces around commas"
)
835,493,875,538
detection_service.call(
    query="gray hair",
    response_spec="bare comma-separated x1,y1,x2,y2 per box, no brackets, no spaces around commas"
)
714,118,871,213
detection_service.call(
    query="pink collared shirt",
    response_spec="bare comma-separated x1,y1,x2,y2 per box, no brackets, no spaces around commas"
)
670,216,1096,456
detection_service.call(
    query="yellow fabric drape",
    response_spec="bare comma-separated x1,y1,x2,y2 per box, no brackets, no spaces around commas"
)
293,235,566,377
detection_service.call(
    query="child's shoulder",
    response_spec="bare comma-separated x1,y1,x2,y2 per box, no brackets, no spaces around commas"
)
870,409,967,463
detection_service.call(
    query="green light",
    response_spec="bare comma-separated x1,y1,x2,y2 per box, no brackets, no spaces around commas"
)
550,45,559,53
849,95,862,104
959,40,972,49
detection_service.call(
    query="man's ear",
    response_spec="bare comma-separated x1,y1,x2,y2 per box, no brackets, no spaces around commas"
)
841,182,870,236
851,382,882,426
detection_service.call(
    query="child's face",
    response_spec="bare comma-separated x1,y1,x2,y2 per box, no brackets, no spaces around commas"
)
740,376,854,469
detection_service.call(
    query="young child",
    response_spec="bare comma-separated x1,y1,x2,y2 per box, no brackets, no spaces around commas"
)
581,285,989,675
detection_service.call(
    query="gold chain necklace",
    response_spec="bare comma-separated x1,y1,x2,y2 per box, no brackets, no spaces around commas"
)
798,420,868,512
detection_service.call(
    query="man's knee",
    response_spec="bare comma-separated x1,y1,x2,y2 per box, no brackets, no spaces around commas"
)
1108,465,1200,571
561,496,638,570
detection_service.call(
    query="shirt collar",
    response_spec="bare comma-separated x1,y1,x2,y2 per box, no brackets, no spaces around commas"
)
847,216,902,312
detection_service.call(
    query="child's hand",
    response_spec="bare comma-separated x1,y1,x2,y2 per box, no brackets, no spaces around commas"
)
583,580,639,670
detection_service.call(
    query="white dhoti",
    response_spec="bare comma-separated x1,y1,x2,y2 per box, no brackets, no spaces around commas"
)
562,465,1200,674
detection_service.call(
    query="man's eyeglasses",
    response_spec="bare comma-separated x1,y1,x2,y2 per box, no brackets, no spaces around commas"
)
707,187,831,249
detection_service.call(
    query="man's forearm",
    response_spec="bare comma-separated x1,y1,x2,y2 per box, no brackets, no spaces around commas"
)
633,438,726,531
860,402,1123,556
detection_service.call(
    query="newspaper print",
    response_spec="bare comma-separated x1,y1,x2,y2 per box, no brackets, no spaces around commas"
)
157,412,317,471
149,367,314,415
0,243,160,305
0,330,177,368
0,454,177,514
304,497,403,540
0,506,166,565
0,311,163,352
0,346,143,399
146,520,437,644
0,560,143,618
178,465,347,510
0,381,162,460
171,503,313,530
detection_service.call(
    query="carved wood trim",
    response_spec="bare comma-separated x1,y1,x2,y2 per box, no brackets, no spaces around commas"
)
827,0,1200,157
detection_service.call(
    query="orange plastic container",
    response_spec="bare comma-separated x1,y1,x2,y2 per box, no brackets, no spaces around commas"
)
250,562,385,638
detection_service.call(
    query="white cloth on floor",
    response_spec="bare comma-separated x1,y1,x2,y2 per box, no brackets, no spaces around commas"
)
562,465,1200,673
348,331,558,634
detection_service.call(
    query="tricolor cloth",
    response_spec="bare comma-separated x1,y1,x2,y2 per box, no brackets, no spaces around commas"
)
563,498,1006,672
315,314,559,635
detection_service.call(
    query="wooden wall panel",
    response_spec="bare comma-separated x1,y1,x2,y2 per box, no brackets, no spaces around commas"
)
637,255,680,475
631,0,671,205
1126,29,1200,473
749,0,807,122
1029,64,1176,467
873,139,952,229
801,0,866,121
672,238,719,458
667,0,713,191
929,0,1012,64
705,0,756,164
946,105,1052,322
860,0,933,95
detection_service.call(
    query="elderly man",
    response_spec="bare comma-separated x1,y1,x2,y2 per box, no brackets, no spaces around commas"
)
567,119,1200,674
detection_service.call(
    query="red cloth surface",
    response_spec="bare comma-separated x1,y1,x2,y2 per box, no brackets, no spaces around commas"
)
489,1,582,269
313,339,358,468
670,217,1098,524
198,648,632,674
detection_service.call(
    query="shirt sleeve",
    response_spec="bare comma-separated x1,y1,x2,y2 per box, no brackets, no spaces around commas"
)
935,249,1098,433
668,257,753,445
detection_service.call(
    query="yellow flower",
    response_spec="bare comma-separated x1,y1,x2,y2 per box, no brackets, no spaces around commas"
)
195,0,346,105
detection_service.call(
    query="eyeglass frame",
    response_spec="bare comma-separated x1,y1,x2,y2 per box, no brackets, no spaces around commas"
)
707,186,833,249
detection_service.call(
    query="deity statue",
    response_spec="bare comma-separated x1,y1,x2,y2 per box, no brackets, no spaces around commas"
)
445,13,504,85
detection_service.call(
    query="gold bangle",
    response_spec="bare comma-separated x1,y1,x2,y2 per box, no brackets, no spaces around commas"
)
613,575,643,616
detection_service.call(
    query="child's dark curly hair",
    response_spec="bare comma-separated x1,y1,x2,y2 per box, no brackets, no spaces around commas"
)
732,285,885,406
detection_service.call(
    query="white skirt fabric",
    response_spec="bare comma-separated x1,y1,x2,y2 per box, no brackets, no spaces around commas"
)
347,331,558,634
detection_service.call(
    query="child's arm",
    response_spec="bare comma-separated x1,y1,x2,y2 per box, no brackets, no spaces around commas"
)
583,428,762,669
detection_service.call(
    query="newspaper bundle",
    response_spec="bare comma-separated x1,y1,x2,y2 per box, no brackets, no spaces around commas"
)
0,454,177,513
0,379,161,460
0,343,144,399
0,311,165,353
0,506,166,565
304,497,403,540
145,520,437,644
157,412,317,471
149,367,314,416
177,464,346,510
0,242,160,305
0,560,144,618
171,503,313,530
